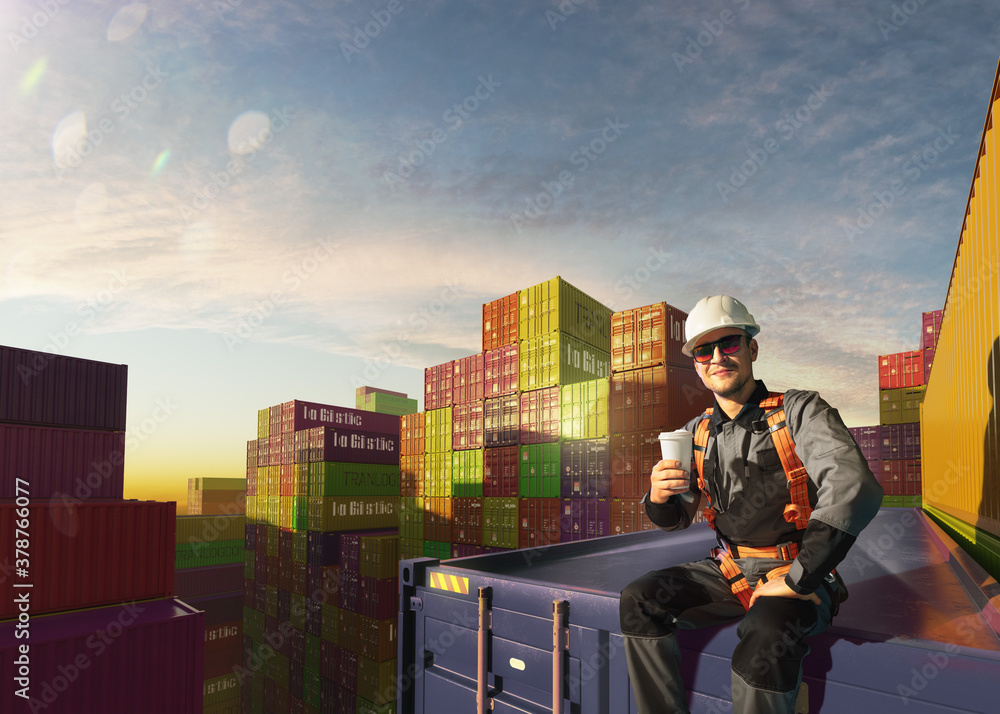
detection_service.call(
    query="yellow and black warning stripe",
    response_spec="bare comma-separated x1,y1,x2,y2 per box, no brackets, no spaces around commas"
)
428,571,470,594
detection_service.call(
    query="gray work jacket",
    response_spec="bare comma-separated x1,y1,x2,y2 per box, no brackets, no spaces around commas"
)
644,380,884,595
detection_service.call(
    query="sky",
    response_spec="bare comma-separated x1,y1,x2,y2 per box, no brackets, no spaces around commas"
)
1,0,998,510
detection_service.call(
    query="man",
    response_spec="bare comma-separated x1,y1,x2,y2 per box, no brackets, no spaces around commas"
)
619,295,883,714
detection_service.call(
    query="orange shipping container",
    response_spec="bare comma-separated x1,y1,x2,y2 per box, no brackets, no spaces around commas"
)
878,350,925,390
483,292,519,350
610,364,712,435
611,302,689,372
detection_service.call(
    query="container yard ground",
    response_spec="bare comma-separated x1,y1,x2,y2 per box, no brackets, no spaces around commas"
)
400,507,1000,713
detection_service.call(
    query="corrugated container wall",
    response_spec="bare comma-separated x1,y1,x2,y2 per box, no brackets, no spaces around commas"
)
921,60,1000,541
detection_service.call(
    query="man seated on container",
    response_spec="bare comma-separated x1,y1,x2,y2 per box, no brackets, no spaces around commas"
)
619,295,883,714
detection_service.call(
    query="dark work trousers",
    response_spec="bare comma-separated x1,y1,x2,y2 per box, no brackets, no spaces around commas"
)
619,556,836,714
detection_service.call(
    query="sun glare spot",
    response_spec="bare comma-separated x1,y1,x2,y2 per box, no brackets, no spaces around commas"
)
227,111,271,155
52,111,87,168
107,3,149,42
20,58,47,94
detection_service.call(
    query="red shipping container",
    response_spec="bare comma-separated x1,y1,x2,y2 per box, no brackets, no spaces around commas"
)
611,302,689,372
878,351,925,390
0,597,203,714
0,500,174,619
0,344,128,431
175,563,244,599
359,576,398,620
452,353,485,405
610,365,712,435
609,497,658,535
452,401,484,450
484,394,520,447
452,497,483,545
519,386,560,444
483,292,519,350
484,446,519,497
518,497,561,549
0,423,125,499
424,361,454,411
611,430,660,499
485,343,519,397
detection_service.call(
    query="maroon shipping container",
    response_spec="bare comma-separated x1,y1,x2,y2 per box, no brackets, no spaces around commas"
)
483,292,519,351
175,563,244,599
923,345,936,379
922,309,943,350
0,344,128,431
0,500,175,619
848,425,881,463
609,497,659,535
519,386,560,444
610,364,712,435
452,353,485,405
0,423,125,499
878,351,925,390
452,497,483,545
484,394,520,447
560,497,610,541
484,343,519,398
180,592,243,627
282,400,400,435
484,446,519,497
610,430,660,499
424,361,454,411
0,597,203,714
879,459,921,496
880,423,921,461
452,401,484,451
517,497,561,549
451,543,485,558
611,302,689,373
359,576,398,620
294,426,399,464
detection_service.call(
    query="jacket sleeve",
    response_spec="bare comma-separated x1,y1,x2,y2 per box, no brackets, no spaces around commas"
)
780,390,884,594
642,415,704,532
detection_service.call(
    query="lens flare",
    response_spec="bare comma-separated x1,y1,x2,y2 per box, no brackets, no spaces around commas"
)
228,111,271,155
20,57,47,94
151,149,171,177
107,3,149,42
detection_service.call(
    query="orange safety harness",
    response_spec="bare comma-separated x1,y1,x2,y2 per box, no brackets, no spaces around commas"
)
692,392,813,609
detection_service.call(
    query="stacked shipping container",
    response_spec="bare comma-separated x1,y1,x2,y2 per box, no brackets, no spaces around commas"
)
608,303,713,534
0,345,203,713
242,397,401,713
356,386,418,417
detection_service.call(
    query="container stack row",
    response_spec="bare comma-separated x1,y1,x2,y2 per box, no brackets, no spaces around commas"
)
175,511,247,714
188,476,247,516
0,345,203,714
399,278,714,562
242,398,401,714
355,386,418,417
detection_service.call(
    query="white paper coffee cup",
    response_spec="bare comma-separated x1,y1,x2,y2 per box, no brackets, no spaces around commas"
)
659,429,695,503
658,429,693,471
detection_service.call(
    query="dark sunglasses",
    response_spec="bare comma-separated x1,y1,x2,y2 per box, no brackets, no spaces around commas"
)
692,334,744,363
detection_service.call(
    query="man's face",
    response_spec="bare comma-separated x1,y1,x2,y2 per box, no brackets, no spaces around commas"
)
692,327,757,400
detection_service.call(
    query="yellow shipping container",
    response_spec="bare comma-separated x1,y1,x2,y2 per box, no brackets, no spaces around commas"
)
518,276,612,350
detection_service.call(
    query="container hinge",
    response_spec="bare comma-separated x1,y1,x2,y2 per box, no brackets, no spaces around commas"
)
477,586,494,713
553,599,570,714
409,596,423,612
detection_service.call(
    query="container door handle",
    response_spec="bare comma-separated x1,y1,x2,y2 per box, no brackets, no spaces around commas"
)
553,599,569,714
477,586,493,713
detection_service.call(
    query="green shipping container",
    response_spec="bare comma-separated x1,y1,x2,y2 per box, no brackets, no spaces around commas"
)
188,477,247,491
400,497,424,541
203,673,240,709
424,407,453,453
560,378,610,439
363,392,419,416
307,496,399,531
879,386,926,425
175,514,246,544
519,443,561,497
452,449,484,497
423,540,451,559
518,276,612,350
519,331,610,392
357,695,398,714
482,497,519,549
308,462,400,497
424,451,452,497
175,538,244,570
357,655,397,707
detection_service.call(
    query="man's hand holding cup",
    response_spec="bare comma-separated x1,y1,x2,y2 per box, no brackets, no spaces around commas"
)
652,430,695,504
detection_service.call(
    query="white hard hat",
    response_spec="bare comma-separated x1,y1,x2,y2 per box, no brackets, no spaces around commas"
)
682,295,760,356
